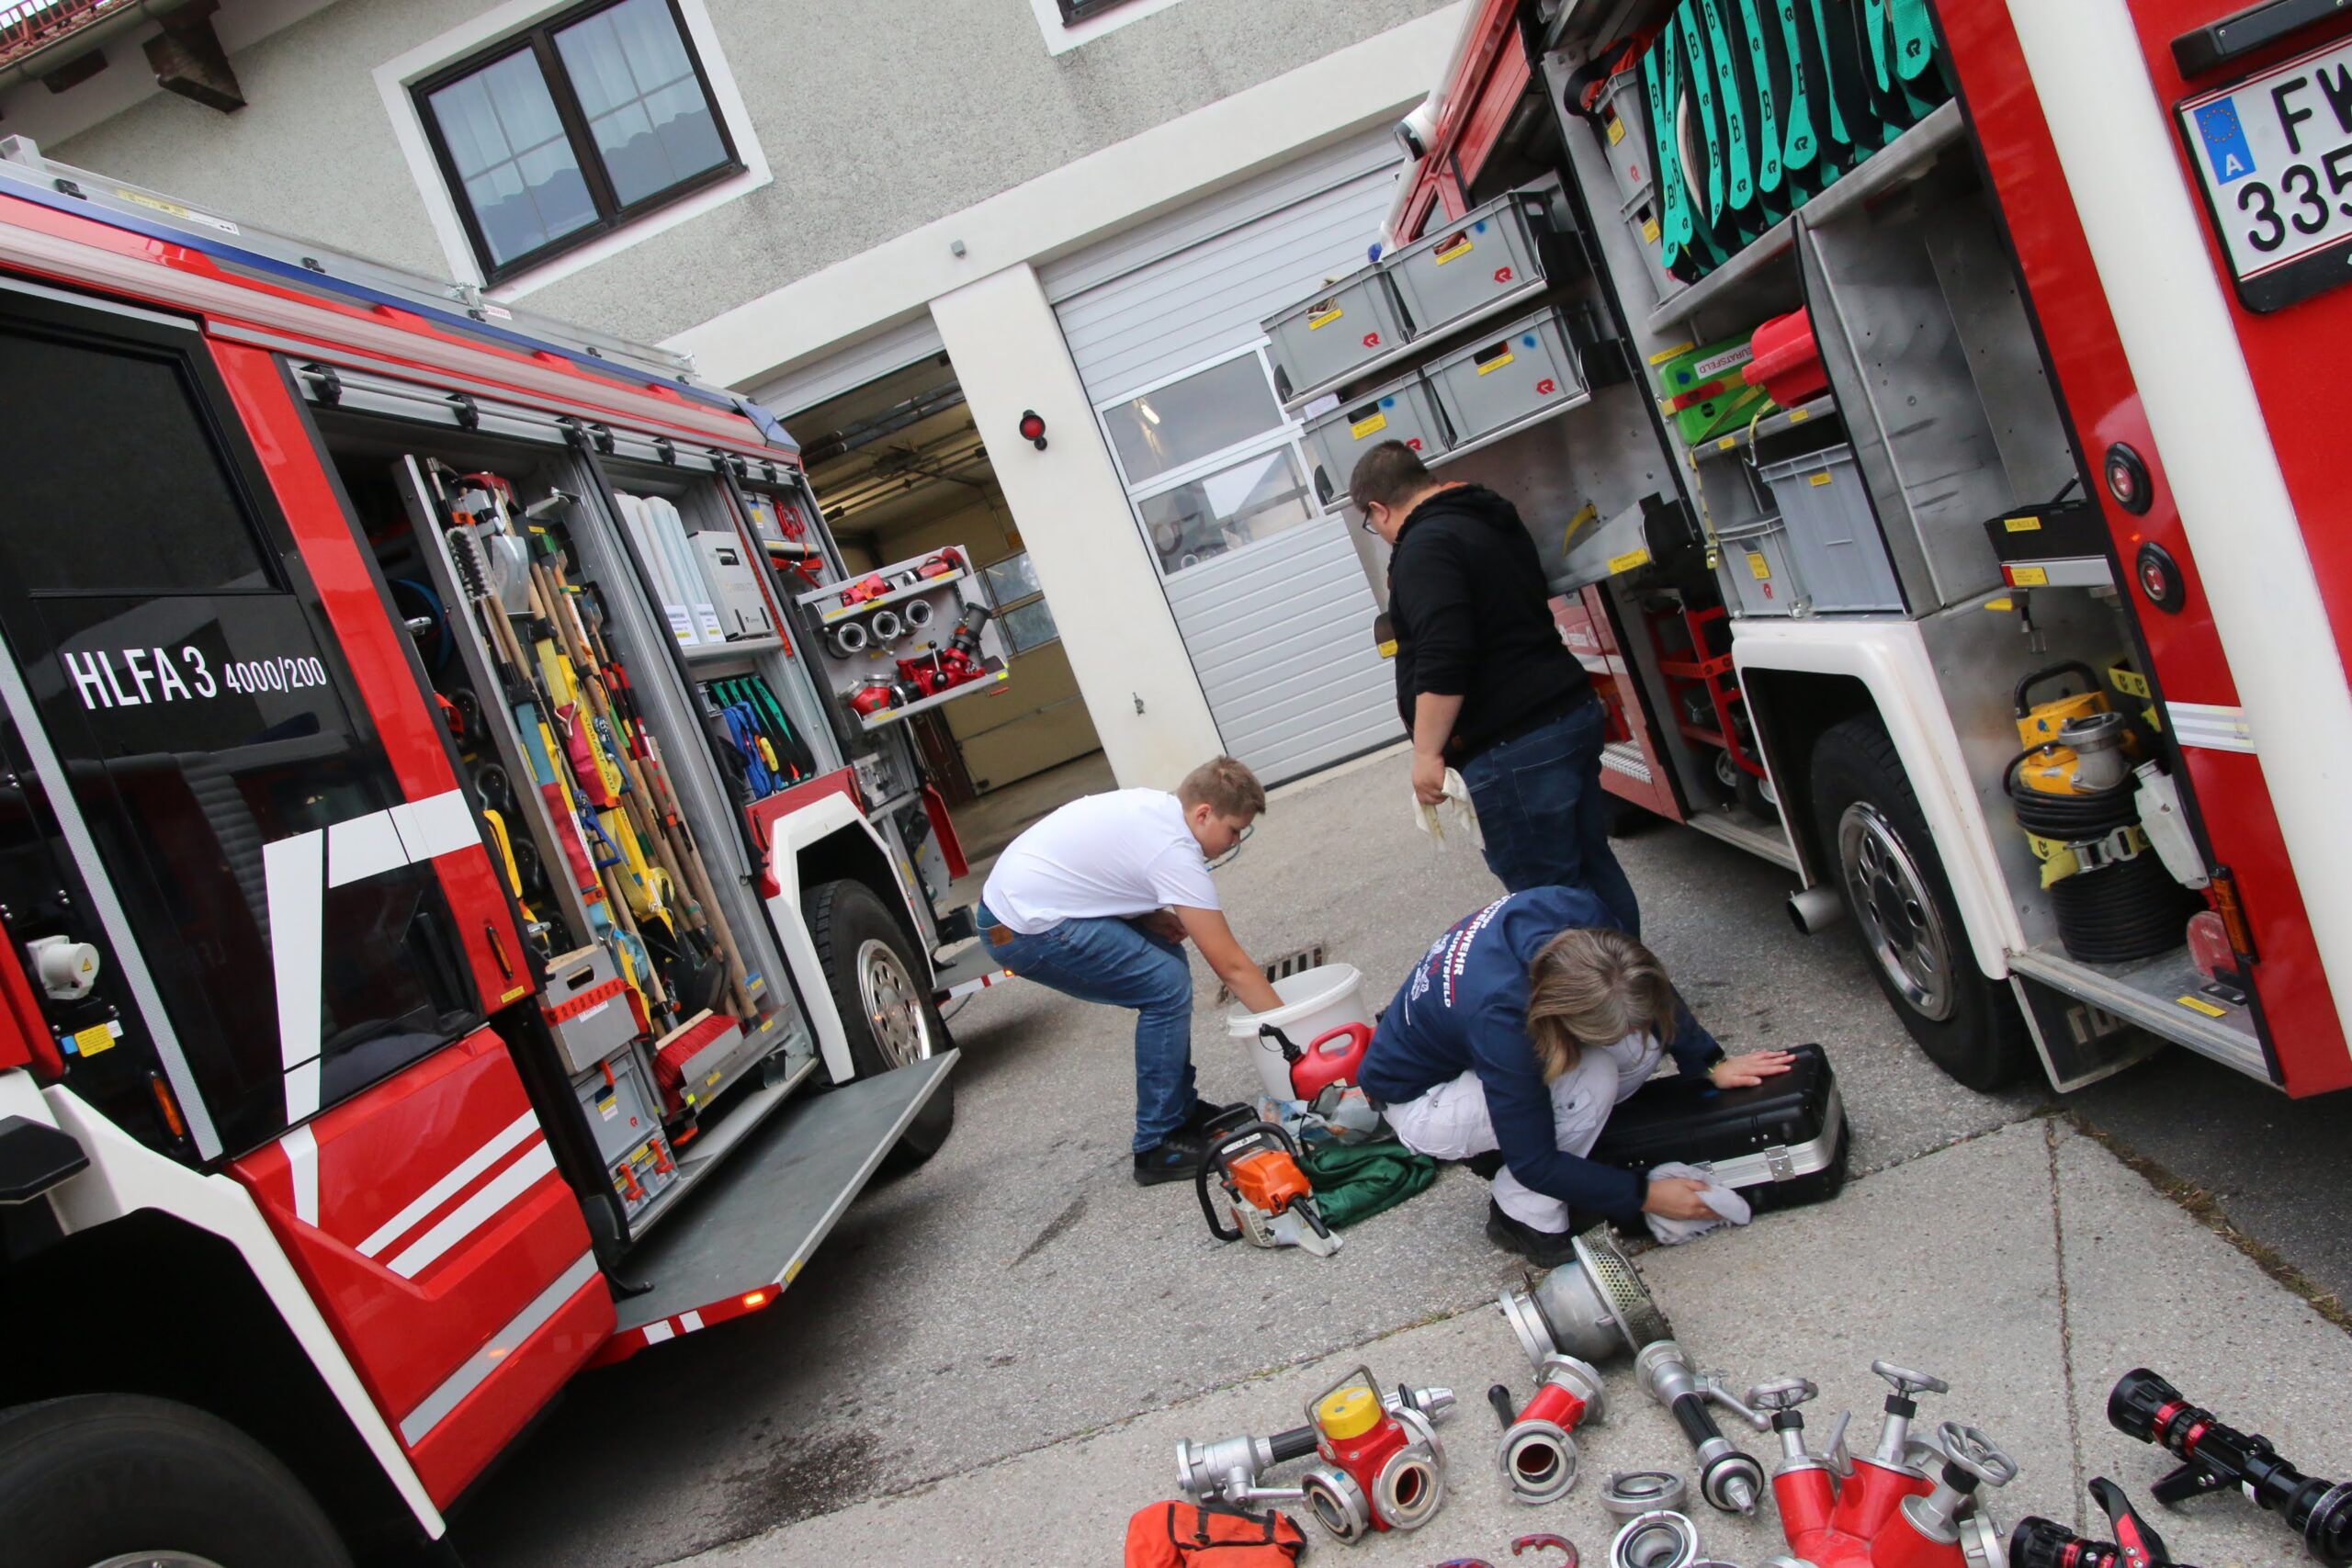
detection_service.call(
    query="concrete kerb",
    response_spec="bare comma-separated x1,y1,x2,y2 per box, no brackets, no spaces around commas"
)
666,1117,2351,1568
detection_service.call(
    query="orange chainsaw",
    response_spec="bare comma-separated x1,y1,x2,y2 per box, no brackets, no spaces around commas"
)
1195,1111,1338,1258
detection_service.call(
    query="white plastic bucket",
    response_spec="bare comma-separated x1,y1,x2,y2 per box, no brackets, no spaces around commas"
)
1227,964,1369,1100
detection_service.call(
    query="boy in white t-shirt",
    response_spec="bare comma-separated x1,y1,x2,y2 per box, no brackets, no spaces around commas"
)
978,757,1284,1184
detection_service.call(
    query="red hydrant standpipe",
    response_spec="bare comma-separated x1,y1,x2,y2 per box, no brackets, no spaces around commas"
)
1872,1422,2017,1568
1498,1354,1609,1506
1755,1377,1870,1568
1296,1365,1446,1541
1833,1362,1951,1544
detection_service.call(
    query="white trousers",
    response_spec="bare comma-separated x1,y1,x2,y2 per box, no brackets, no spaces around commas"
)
1384,1032,1663,1233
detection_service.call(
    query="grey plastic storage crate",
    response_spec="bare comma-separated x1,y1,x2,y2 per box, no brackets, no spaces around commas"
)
1753,446,1905,614
1595,66,1657,209
1620,183,1683,307
1264,266,1412,402
1714,513,1803,617
1305,376,1452,506
1385,193,1554,337
1425,307,1589,445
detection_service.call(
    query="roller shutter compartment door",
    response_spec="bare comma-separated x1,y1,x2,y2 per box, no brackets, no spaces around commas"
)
1051,146,1404,783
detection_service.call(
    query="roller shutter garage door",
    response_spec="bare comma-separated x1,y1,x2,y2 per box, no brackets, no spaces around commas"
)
1046,133,1404,784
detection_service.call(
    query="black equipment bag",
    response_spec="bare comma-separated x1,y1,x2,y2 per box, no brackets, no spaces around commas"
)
1586,1041,1849,1213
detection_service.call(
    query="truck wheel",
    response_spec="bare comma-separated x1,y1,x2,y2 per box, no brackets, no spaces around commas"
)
1807,717,2030,1090
808,878,955,1168
0,1393,352,1568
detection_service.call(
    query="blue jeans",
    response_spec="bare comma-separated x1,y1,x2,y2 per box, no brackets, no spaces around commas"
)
1458,696,1641,934
978,902,1196,1152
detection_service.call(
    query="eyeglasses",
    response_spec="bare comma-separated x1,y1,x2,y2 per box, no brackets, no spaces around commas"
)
1356,507,1380,535
1208,822,1255,870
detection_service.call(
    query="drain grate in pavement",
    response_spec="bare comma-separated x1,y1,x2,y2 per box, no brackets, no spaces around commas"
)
1218,942,1325,1005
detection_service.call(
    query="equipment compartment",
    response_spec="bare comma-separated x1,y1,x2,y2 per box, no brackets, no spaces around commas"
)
797,549,1012,730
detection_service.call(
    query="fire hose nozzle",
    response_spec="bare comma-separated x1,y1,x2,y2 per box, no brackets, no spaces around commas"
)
2109,1369,2352,1566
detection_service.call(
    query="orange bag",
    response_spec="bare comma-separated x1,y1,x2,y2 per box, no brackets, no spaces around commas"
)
1123,1501,1308,1566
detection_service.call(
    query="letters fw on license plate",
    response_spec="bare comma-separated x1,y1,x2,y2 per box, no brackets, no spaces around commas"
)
2179,33,2352,311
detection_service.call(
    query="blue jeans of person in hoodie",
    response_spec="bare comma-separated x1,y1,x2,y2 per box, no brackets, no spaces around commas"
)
1459,696,1641,935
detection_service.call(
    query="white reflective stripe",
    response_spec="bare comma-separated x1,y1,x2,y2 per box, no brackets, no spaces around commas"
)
398,1251,597,1446
263,830,325,1095
642,1320,675,1346
390,788,479,862
282,1124,319,1227
680,1310,704,1333
283,1060,322,1125
386,1141,556,1280
326,812,408,888
2165,701,2256,753
356,1110,540,1259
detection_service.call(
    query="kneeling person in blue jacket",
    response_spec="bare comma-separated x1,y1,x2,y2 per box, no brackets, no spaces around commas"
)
1362,887,1793,1264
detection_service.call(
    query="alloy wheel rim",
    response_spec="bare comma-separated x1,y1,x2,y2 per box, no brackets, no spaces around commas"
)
1838,802,1956,1022
854,938,928,1068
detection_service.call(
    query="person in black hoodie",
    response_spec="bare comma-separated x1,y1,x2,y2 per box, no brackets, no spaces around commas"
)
1350,440,1639,929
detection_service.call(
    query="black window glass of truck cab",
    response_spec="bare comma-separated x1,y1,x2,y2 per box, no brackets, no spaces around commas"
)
0,714,178,1156
0,323,477,1156
0,331,271,595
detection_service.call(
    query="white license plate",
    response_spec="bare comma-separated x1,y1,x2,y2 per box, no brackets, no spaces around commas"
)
2178,31,2352,311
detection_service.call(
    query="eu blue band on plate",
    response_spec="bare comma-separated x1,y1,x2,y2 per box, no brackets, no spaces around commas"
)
2195,99,2257,186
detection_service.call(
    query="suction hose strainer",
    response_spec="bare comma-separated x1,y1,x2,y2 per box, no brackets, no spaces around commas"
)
1499,1227,1673,1371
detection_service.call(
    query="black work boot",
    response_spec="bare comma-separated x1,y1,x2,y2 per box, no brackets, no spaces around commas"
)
1133,1127,1210,1186
1182,1098,1246,1133
1485,1198,1580,1268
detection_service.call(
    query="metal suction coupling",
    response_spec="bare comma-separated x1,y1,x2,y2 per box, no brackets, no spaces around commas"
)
867,606,905,644
1634,1340,1767,1516
825,618,869,658
1498,1227,1674,1371
900,595,934,629
1497,1354,1608,1506
1175,1383,1454,1509
1601,1471,1690,1518
1608,1509,1702,1568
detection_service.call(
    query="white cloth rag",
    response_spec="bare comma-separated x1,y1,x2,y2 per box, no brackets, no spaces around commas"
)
1411,768,1483,851
1643,1160,1753,1246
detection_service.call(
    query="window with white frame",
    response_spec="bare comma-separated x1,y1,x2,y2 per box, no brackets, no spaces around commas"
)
413,0,739,282
1100,346,1321,577
982,553,1061,653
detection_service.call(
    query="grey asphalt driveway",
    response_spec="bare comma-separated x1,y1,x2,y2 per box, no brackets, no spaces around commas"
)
454,747,2348,1568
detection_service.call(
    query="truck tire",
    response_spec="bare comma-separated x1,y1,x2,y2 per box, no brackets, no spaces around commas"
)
0,1393,353,1568
808,877,955,1168
1807,717,2030,1090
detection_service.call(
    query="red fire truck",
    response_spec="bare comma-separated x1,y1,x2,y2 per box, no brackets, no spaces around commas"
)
0,135,1013,1566
1284,0,2352,1102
